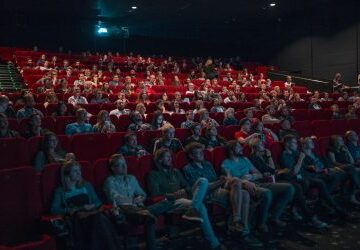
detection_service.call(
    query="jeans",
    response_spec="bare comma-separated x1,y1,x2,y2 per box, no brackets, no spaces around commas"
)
253,186,273,225
261,182,295,220
169,177,220,249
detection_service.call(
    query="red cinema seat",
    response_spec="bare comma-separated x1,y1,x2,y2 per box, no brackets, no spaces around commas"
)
330,120,349,135
78,104,101,115
138,130,162,152
108,132,126,154
41,116,56,132
0,138,29,169
0,167,55,249
316,137,331,157
311,120,331,137
7,118,21,132
292,121,312,137
292,109,309,121
55,116,76,134
169,113,186,128
175,128,191,143
308,110,331,120
71,133,111,162
138,154,156,188
212,146,227,174
175,149,213,169
116,114,132,132
270,142,283,166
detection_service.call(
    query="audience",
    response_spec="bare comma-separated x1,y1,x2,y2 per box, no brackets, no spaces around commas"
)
16,94,44,120
93,110,116,133
0,95,16,118
278,118,299,140
67,87,88,106
65,108,93,135
118,132,148,157
345,130,360,165
128,111,152,131
251,119,279,147
153,123,183,153
23,113,49,138
0,113,20,138
181,110,195,129
202,125,226,149
109,100,131,117
223,108,238,126
261,105,280,125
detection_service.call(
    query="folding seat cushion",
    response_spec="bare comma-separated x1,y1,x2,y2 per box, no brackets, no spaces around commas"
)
71,133,111,162
41,161,93,213
291,109,309,121
292,121,312,137
0,167,55,248
169,113,186,128
55,116,76,134
311,120,331,137
0,138,29,169
116,114,132,132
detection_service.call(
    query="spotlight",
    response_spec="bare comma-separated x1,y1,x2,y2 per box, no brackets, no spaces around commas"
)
97,27,108,34
270,3,276,7
131,6,137,9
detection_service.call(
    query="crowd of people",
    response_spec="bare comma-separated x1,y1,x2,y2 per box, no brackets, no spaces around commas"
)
2,51,360,249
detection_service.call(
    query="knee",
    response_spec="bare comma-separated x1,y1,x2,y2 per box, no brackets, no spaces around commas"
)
197,177,209,187
263,189,273,204
241,189,250,202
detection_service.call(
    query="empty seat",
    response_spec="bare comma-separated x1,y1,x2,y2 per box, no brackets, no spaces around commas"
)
0,138,29,169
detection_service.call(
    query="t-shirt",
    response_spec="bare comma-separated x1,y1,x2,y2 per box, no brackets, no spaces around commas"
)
183,161,218,186
221,157,253,178
234,130,249,141
248,154,275,175
65,122,93,135
347,143,360,161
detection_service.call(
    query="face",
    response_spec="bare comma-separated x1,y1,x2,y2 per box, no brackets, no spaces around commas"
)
47,135,58,149
242,120,251,132
163,128,175,140
156,115,164,125
348,131,358,142
255,122,264,132
234,143,243,156
112,158,127,175
288,138,298,151
77,110,87,121
245,110,253,119
59,103,67,114
24,96,35,107
201,111,209,120
305,139,315,150
69,165,82,182
281,120,291,130
117,101,125,110
100,112,109,122
31,115,41,127
159,151,172,169
127,135,137,147
208,126,217,136
336,136,344,146
191,147,204,162
74,88,81,97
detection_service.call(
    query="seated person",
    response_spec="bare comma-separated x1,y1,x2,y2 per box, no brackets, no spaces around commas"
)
51,102,73,117
199,108,219,128
330,104,344,120
223,108,238,126
280,135,340,227
278,118,299,140
93,110,116,133
135,103,147,117
308,97,322,110
148,148,224,250
153,124,183,153
251,120,279,148
0,113,20,138
33,132,75,172
181,110,195,129
224,140,295,230
51,161,121,250
184,122,206,146
67,87,88,106
151,111,168,130
202,125,226,150
345,130,360,165
278,106,295,123
118,132,148,157
16,94,44,121
104,154,173,250
327,135,360,205
261,105,280,125
210,98,225,113
171,100,185,114
345,105,358,120
23,113,49,138
90,90,109,104
0,95,16,118
65,108,93,135
127,111,152,131
109,99,131,118
183,143,253,236
235,118,260,144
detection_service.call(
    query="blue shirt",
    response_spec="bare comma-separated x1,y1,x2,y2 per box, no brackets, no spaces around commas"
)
183,161,217,186
221,157,253,178
65,122,93,135
347,143,360,161
16,107,43,121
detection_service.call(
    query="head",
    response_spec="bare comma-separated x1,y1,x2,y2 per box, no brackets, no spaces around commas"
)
198,108,209,121
226,140,243,158
251,120,264,133
205,125,218,137
301,137,315,151
61,161,83,189
161,124,175,140
152,111,164,127
116,100,126,110
56,102,67,115
283,135,298,151
109,154,127,176
345,130,358,144
124,132,138,148
75,108,87,123
24,94,35,108
0,95,10,112
97,110,110,124
243,109,253,119
266,105,276,115
135,103,146,115
73,87,81,97
331,104,339,112
239,118,251,133
185,142,205,163
154,148,173,170
286,75,292,82
42,132,59,151
280,119,292,130
130,111,143,124
29,114,42,128
224,108,235,119
249,137,265,154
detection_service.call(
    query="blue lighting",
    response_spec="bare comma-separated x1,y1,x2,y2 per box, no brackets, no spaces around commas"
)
97,27,108,34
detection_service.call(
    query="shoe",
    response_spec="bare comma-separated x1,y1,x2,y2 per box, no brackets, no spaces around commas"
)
228,220,245,234
292,207,303,221
212,244,227,250
257,224,269,233
309,216,328,229
181,208,203,223
243,235,264,247
269,219,287,228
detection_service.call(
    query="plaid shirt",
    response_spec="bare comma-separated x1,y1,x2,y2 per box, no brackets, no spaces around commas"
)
183,161,218,186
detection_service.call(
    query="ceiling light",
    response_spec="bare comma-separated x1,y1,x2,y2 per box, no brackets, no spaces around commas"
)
131,6,137,9
270,3,276,7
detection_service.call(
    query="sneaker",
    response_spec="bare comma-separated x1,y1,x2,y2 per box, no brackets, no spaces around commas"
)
243,235,264,247
309,216,328,229
182,208,203,223
228,220,245,234
292,207,303,221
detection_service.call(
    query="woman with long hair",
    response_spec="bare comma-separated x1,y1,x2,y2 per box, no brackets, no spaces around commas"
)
93,110,116,133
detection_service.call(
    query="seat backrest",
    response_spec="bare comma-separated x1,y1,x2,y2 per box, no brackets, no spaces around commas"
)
71,133,112,162
212,146,227,174
0,138,29,169
0,167,42,244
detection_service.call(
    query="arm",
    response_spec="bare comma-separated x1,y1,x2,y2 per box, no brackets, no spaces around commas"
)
342,146,355,164
51,188,68,216
292,153,306,175
33,151,46,172
328,152,342,166
147,172,164,197
103,177,133,204
237,133,259,144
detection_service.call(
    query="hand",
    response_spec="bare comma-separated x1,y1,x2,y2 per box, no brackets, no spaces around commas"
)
65,153,75,161
299,152,306,160
265,149,272,158
133,196,145,205
242,181,256,196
